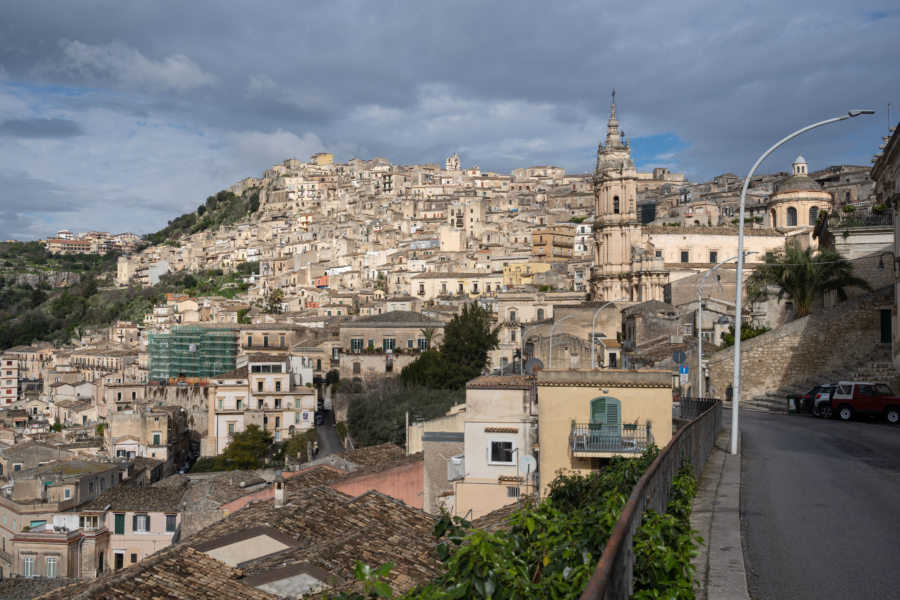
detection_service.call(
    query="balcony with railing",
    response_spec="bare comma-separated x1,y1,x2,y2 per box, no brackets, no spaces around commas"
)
569,422,654,458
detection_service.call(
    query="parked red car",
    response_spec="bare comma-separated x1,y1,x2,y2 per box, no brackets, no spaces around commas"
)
829,381,900,423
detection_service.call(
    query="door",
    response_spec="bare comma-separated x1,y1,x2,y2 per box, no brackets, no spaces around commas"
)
880,309,892,344
114,553,124,571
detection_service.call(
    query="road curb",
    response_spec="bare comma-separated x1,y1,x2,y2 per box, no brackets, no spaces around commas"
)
691,427,750,600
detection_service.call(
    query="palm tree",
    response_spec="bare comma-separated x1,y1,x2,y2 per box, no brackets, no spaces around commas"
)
419,325,438,350
746,240,870,318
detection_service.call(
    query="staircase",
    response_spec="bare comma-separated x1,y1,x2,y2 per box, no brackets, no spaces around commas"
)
743,346,895,413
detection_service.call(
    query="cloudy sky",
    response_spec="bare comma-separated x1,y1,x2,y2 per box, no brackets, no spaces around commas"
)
0,1,897,241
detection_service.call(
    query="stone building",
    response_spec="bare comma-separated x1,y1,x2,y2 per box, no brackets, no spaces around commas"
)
590,93,668,303
767,154,833,229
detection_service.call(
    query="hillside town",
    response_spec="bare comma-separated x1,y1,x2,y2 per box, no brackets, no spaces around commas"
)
0,98,895,598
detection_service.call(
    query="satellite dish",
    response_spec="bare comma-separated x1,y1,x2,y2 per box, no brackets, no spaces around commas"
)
518,455,537,476
524,358,544,375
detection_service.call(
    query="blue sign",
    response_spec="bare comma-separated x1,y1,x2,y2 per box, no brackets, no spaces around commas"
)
679,365,689,375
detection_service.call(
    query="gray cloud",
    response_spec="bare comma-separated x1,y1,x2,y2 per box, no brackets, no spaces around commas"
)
0,0,896,238
0,118,83,138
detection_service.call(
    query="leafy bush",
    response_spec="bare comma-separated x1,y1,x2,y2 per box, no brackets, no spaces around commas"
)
331,446,702,599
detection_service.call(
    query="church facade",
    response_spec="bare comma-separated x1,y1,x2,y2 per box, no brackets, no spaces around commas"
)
590,94,668,302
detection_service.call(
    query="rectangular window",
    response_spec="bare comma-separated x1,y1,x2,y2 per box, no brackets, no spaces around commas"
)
228,422,236,437
350,338,364,352
114,513,125,534
236,399,242,411
258,381,264,392
24,556,34,577
275,381,281,392
152,432,161,446
489,440,514,464
680,251,689,263
407,339,413,349
506,486,521,498
418,338,428,351
247,335,252,347
382,338,396,351
133,514,149,532
64,488,71,500
709,251,718,264
47,556,57,578
166,514,176,532
131,553,137,564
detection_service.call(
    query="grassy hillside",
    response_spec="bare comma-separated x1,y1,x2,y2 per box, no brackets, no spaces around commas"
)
145,189,260,245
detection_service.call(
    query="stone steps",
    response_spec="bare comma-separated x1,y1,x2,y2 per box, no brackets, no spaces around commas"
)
745,348,896,413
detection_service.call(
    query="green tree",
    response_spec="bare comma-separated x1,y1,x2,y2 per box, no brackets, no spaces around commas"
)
264,288,285,314
746,240,870,317
221,424,272,469
419,326,438,350
438,301,499,389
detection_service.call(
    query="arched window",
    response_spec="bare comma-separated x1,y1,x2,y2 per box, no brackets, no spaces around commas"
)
845,191,851,203
537,308,545,321
786,207,798,227
770,209,777,228
590,396,622,433
613,196,620,214
809,206,819,225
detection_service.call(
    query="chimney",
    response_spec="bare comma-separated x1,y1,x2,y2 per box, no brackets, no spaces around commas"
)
274,470,285,508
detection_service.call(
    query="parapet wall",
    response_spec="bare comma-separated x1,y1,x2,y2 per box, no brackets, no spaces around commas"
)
707,286,894,400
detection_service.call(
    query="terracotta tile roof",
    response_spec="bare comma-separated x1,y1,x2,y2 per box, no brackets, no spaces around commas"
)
35,547,274,600
466,374,535,389
0,577,77,599
471,499,534,532
338,442,405,468
82,485,187,512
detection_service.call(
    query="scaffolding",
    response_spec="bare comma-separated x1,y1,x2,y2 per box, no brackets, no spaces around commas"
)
148,325,238,383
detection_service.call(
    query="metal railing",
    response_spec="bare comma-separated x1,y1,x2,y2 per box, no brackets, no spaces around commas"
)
569,423,654,454
580,400,722,600
677,397,719,420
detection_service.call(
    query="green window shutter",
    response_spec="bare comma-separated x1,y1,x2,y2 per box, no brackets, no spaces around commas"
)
606,397,621,427
114,513,125,535
590,397,607,423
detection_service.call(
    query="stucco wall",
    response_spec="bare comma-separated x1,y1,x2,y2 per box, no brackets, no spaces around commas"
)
328,460,424,509
536,370,672,496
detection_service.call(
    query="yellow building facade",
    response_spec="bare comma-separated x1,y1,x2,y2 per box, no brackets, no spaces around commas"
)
536,369,672,495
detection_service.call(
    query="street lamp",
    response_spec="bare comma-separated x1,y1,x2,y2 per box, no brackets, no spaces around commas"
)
549,314,575,369
590,297,624,369
731,109,874,455
697,253,756,398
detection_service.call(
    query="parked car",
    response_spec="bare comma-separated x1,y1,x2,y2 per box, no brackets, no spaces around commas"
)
315,411,325,426
811,384,837,418
802,385,830,413
828,381,900,423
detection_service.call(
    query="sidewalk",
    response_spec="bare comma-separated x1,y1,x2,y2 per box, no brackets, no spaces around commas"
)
691,425,750,600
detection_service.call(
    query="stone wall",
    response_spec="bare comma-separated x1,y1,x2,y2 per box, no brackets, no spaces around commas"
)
708,286,894,400
145,386,208,434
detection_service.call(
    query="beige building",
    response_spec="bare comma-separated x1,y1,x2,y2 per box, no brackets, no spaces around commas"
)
536,369,672,495
0,355,18,406
105,406,189,476
767,154,834,229
591,94,668,303
532,224,574,261
206,355,317,456
453,375,537,519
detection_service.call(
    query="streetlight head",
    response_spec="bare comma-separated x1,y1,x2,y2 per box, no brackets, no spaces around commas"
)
848,110,876,117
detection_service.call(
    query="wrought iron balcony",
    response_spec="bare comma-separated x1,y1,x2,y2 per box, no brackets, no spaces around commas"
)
569,422,654,457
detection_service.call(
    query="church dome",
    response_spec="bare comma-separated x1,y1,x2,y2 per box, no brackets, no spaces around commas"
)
776,174,824,193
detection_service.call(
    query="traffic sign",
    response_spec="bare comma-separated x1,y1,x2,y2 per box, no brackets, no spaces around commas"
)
679,365,689,375
672,350,687,364
679,373,689,385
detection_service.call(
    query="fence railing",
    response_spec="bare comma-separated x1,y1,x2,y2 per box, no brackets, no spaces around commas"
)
569,423,654,455
677,397,719,420
580,400,722,600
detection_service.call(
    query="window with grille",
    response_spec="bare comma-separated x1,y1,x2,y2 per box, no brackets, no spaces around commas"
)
506,486,521,498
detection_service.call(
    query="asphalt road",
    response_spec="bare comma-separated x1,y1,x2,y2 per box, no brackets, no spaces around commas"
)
741,411,900,599
317,409,343,457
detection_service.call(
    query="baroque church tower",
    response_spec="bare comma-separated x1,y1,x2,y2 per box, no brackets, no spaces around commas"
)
590,92,667,302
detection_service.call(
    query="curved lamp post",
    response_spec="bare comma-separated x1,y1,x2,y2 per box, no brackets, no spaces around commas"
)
697,254,756,398
590,297,625,369
549,314,575,369
731,110,874,455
